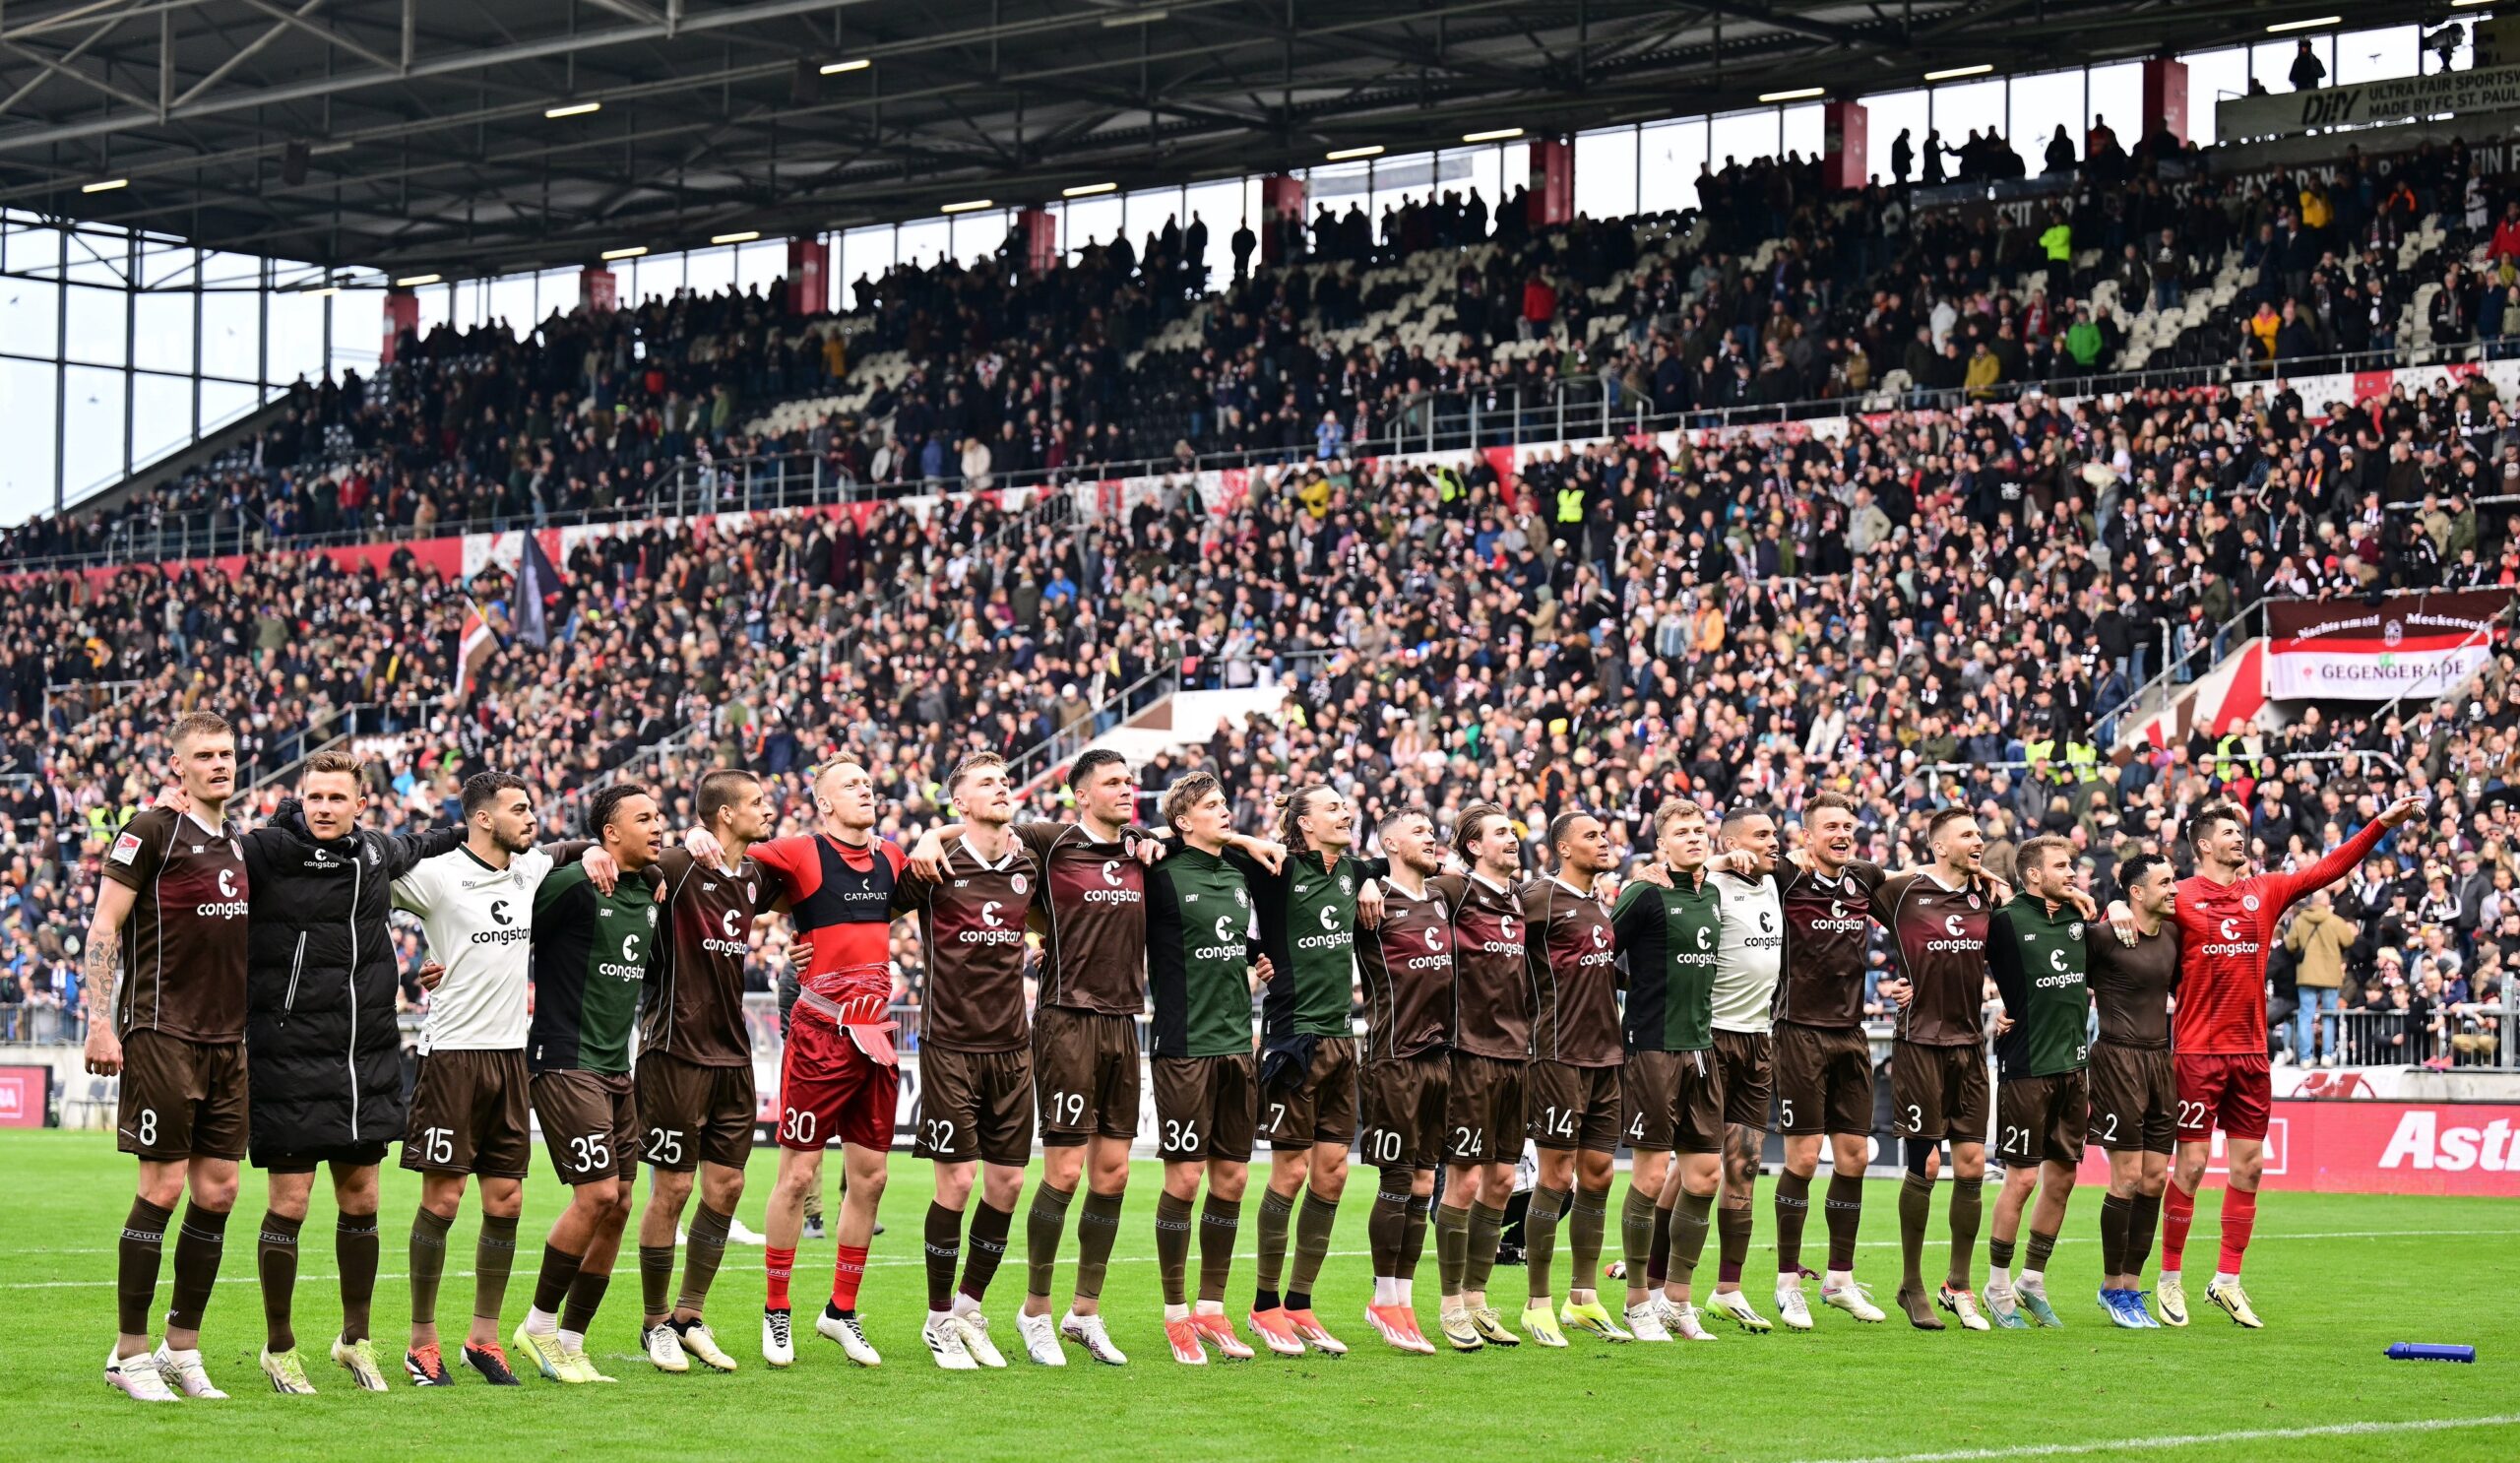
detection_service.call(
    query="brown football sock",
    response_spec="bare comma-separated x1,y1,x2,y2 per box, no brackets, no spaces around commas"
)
2025,1228,2058,1277
472,1214,520,1329
336,1212,379,1343
257,1211,302,1352
1397,1195,1431,1283
1947,1177,1984,1292
1435,1202,1472,1298
1620,1184,1658,1283
1568,1186,1608,1296
1646,1196,1673,1289
1988,1234,2017,1285
532,1243,586,1318
1715,1200,1752,1285
961,1199,1013,1304
676,1204,732,1316
1154,1190,1195,1307
1023,1182,1074,1301
166,1203,229,1333
1823,1173,1864,1272
560,1269,610,1336
2099,1194,2130,1278
2124,1191,2162,1275
1463,1200,1507,1295
1523,1186,1569,1301
923,1201,963,1313
1286,1192,1339,1307
1773,1171,1811,1276
638,1244,676,1326
407,1208,454,1329
1669,1187,1715,1285
1898,1173,1932,1296
1073,1188,1124,1303
116,1197,172,1340
1251,1188,1294,1308
1196,1193,1239,1304
1366,1182,1410,1279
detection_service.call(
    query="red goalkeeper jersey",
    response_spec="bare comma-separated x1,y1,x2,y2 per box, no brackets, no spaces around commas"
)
751,831,906,1018
2172,817,2390,1055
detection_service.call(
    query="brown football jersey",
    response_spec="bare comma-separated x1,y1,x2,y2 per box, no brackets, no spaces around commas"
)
1014,821,1148,1017
895,835,1038,1051
643,848,771,1066
1774,859,1885,1029
1356,876,1454,1063
1521,877,1623,1068
1871,869,1997,1048
100,807,251,1044
1433,871,1532,1061
2090,922,2181,1050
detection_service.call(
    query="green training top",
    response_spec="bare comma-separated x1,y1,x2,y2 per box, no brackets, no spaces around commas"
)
1147,845,1261,1058
1987,892,2090,1080
1611,873,1722,1053
529,861,660,1075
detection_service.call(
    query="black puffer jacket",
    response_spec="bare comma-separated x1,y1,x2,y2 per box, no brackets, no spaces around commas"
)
240,800,463,1161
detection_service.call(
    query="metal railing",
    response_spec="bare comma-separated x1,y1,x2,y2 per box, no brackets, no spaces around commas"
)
1004,663,1185,799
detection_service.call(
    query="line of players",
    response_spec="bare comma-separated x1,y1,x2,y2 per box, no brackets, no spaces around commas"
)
85,713,2426,1397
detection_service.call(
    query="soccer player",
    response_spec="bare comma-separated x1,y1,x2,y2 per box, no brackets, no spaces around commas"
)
2130,794,2422,1328
88,713,252,1402
1770,792,1890,1327
1144,772,1267,1364
512,785,668,1385
751,761,910,1368
2087,852,2180,1329
1354,806,1452,1356
1875,807,2004,1333
1231,784,1379,1358
1702,804,1786,1332
630,768,777,1374
908,748,1188,1366
1518,811,1628,1347
1981,834,2091,1331
233,750,464,1393
392,771,577,1386
1429,802,1532,1351
1609,800,1724,1343
890,752,1039,1371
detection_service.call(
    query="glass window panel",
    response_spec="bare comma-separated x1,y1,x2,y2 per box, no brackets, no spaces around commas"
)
2087,62,2141,145
1185,178,1245,284
895,219,948,270
1498,139,1531,201
1123,188,1174,264
1640,119,1706,213
2010,68,2085,173
139,240,196,289
1464,146,1503,223
2254,39,2324,92
2336,26,2418,84
684,245,736,298
0,359,57,522
61,364,127,499
537,267,579,327
199,376,259,436
1782,105,1824,165
64,286,127,367
1709,108,1777,171
0,275,59,360
131,371,195,472
135,289,193,374
1865,91,1931,185
737,238,787,287
267,286,326,385
1062,197,1117,258
200,250,263,290
842,224,895,299
201,286,262,380
2182,46,2251,144
488,272,537,337
1929,78,2005,148
1309,159,1372,214
951,212,1009,270
415,280,449,338
329,289,384,375
1574,127,1639,222
62,226,127,286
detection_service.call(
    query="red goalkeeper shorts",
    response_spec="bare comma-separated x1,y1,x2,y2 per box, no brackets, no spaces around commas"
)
776,1015,900,1153
2174,1052,2270,1144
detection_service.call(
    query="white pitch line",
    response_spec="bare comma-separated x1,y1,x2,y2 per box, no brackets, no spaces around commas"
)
3,1227,2494,1288
1816,1413,2520,1463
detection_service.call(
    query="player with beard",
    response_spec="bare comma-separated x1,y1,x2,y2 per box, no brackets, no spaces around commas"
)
1980,835,2091,1331
1701,806,1786,1332
1517,812,1628,1347
2110,794,2421,1328
1353,808,1451,1356
2087,853,2180,1329
1429,803,1533,1351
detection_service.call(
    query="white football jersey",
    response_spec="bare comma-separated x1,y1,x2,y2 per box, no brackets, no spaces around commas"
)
394,845,556,1052
1709,869,1786,1035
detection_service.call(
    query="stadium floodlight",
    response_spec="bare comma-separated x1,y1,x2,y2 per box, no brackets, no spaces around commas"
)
1759,88,1826,102
820,58,871,74
712,230,762,244
2266,15,2340,31
545,100,601,118
941,198,994,213
1462,127,1524,143
1326,145,1385,160
1923,64,1993,81
1064,182,1118,197
82,178,129,193
1102,8,1167,25
394,273,441,286
2452,0,2489,7
303,286,342,297
600,246,647,260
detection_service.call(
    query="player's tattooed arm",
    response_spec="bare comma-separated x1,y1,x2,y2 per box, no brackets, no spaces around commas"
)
81,881,137,1075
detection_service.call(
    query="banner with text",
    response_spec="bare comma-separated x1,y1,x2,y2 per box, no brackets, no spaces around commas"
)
2217,62,2520,144
2263,589,2509,701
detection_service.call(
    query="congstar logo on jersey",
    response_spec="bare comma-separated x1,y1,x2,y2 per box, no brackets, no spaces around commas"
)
598,933,645,980
194,865,248,918
958,898,1025,945
1925,912,1982,953
1080,859,1141,905
1192,913,1249,962
1812,897,1865,931
702,906,749,957
1296,901,1353,952
2197,915,2261,957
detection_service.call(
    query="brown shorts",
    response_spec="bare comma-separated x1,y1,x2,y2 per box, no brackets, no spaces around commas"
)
118,1031,248,1162
1444,1051,1527,1164
2087,1042,2176,1155
533,1069,640,1185
1623,1048,1725,1155
1152,1053,1259,1164
635,1051,756,1173
1709,1029,1774,1130
1358,1051,1451,1170
1891,1042,1991,1144
916,1045,1036,1166
1528,1060,1622,1152
1261,1036,1359,1151
1033,1005,1140,1147
1997,1070,2089,1168
403,1048,533,1179
1774,1022,1874,1137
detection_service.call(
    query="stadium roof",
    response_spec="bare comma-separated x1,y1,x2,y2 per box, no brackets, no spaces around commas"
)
0,0,2369,280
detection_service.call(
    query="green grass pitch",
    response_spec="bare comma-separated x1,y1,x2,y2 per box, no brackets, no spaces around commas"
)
3,1129,2515,1462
